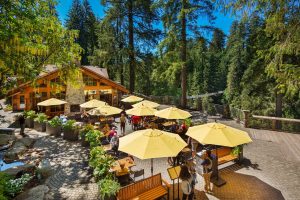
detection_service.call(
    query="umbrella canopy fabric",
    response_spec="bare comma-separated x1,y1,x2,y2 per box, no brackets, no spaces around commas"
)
80,99,106,108
155,107,192,120
88,104,122,116
37,98,67,106
132,100,160,108
186,122,252,147
121,95,143,103
119,129,187,159
126,105,158,116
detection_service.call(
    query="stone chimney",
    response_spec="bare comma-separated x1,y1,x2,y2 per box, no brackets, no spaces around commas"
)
64,71,85,115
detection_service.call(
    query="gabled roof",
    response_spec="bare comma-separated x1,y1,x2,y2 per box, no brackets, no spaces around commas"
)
82,66,109,79
7,64,128,96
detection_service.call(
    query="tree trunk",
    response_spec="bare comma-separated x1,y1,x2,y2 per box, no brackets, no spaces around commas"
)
180,0,187,107
275,91,283,129
128,0,135,93
117,15,124,86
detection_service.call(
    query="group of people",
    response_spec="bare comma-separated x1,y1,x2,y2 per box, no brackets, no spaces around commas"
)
179,149,214,200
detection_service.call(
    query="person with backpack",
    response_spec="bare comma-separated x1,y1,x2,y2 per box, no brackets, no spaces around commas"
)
201,150,213,193
179,165,194,200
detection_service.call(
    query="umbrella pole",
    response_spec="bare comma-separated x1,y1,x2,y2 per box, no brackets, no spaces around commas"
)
151,158,153,176
216,145,219,180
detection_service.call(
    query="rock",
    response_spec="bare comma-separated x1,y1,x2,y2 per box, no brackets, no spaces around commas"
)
15,185,49,200
4,141,27,161
3,164,35,177
17,137,35,147
0,134,16,146
0,128,15,135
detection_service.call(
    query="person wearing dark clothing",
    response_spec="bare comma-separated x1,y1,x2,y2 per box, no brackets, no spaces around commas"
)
19,115,25,136
179,165,194,200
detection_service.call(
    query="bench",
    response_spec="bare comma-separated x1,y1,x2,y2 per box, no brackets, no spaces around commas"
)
211,147,238,165
117,173,170,200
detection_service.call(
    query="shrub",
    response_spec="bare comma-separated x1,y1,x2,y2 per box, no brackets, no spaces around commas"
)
85,130,104,147
34,113,48,123
48,116,62,127
79,124,94,138
4,105,12,112
231,146,242,156
5,173,32,197
24,110,36,119
62,120,77,131
89,147,115,179
98,177,120,200
0,172,11,200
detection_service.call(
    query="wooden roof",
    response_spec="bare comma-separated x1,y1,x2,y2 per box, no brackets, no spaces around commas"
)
7,65,128,96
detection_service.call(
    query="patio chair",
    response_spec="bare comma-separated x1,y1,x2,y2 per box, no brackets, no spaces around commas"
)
131,169,145,181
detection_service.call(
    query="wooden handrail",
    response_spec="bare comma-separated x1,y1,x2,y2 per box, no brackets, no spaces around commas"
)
252,115,300,123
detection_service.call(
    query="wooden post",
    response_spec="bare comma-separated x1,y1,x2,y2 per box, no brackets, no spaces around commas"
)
242,110,250,128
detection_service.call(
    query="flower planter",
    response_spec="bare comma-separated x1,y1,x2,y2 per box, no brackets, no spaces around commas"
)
46,123,62,137
34,121,46,132
63,129,79,141
25,118,34,128
80,137,90,147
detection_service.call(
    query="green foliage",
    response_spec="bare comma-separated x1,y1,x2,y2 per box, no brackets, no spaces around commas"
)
34,113,48,123
89,146,115,179
65,0,97,65
85,130,104,147
0,0,81,96
79,124,94,138
5,174,32,198
62,120,77,131
48,116,62,127
24,110,36,119
0,172,12,200
3,105,12,112
98,177,121,200
202,96,216,115
231,146,242,156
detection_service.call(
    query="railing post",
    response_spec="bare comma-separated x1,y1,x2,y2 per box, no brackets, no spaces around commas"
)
242,110,250,128
272,119,277,130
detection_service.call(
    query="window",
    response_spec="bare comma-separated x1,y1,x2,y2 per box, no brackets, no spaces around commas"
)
20,96,25,104
50,77,65,87
83,74,97,86
50,105,64,112
70,105,80,112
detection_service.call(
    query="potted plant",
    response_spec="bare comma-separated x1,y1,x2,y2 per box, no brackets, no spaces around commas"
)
62,120,79,141
85,130,104,148
79,124,94,147
33,113,48,132
98,177,120,200
24,110,36,128
231,145,243,162
46,116,62,136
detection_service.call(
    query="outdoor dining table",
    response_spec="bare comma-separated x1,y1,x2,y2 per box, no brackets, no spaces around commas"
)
162,121,175,127
110,157,135,172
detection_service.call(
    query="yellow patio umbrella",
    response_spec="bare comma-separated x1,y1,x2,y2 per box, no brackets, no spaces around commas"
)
119,128,187,175
88,104,122,116
186,122,252,147
186,122,252,185
132,100,160,108
121,95,143,103
37,98,67,106
80,99,106,108
155,107,192,119
126,104,157,116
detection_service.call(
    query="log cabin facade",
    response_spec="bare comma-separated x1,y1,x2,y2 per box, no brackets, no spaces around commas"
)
7,65,128,115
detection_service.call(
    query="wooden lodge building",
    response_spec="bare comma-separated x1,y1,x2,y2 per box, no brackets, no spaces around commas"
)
7,65,129,116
